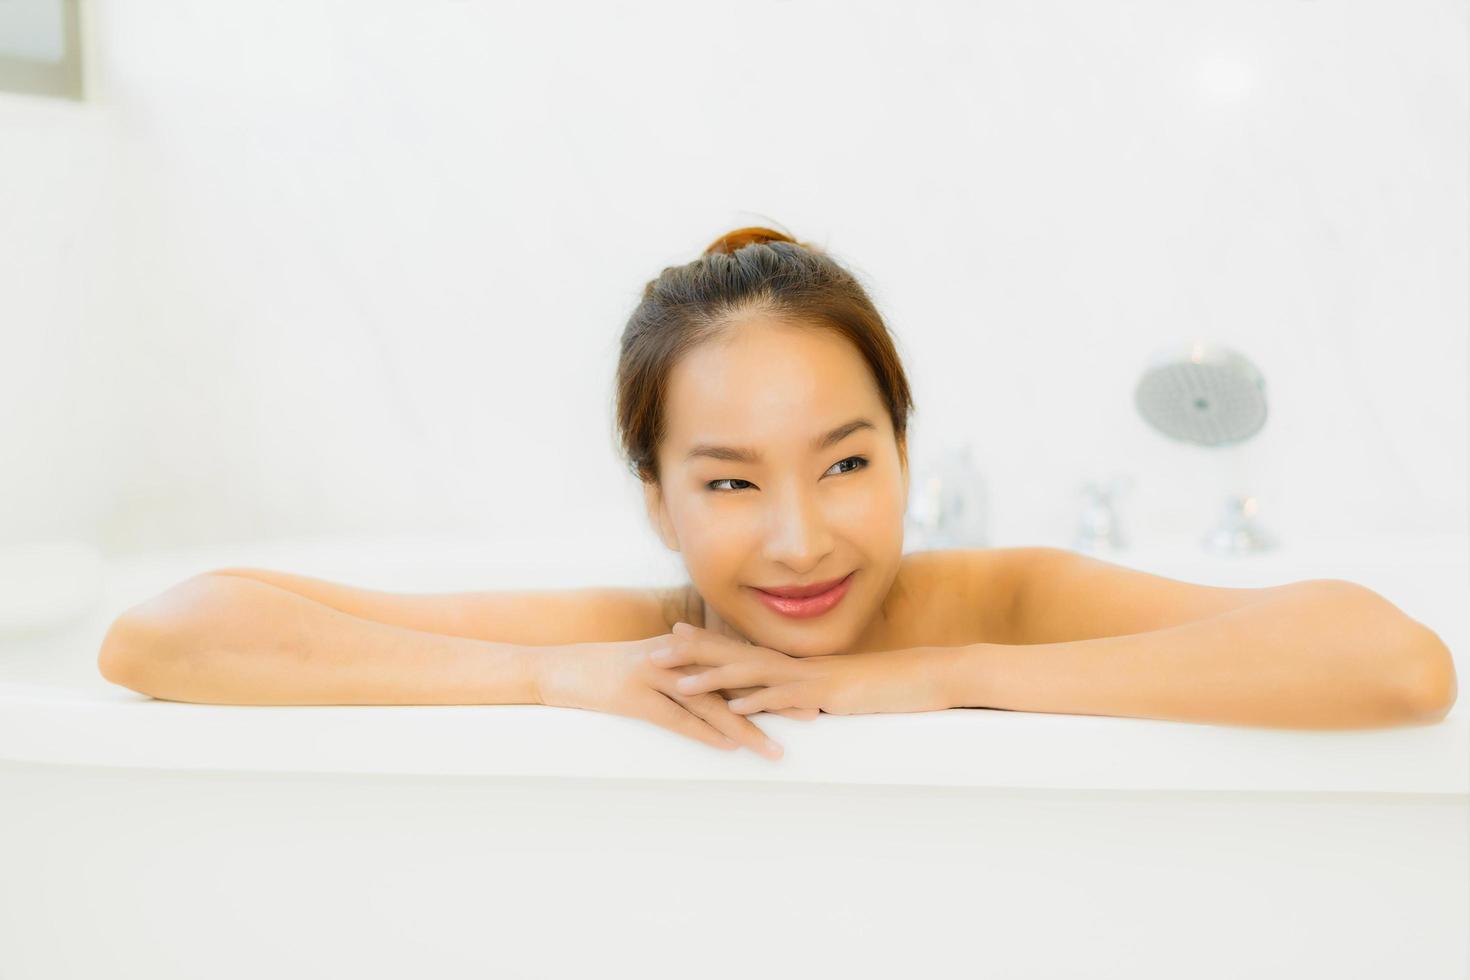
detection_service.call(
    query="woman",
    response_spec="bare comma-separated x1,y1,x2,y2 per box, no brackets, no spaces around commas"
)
97,226,1458,759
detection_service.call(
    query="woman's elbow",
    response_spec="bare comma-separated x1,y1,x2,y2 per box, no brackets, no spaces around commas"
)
1398,626,1458,723
97,613,178,695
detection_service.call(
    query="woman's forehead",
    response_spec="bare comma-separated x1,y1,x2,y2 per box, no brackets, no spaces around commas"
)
665,334,879,431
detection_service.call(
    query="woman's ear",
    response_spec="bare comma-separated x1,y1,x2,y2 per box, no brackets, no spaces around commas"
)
642,481,680,552
897,439,910,509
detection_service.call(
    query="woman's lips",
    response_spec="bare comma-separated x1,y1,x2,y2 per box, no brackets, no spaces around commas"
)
751,572,855,619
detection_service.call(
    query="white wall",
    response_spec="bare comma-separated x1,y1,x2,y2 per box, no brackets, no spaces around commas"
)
3,0,1465,563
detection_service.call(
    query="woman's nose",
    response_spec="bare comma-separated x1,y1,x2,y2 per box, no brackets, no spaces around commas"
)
762,487,834,566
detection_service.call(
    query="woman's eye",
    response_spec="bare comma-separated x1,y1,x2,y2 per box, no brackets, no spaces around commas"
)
706,478,755,493
705,455,869,493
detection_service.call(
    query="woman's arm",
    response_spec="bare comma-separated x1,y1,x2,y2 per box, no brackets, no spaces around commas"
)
655,585,1457,730
939,580,1458,730
201,566,677,645
98,572,541,705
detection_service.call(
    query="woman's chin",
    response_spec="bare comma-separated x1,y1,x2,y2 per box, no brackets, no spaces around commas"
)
757,626,853,659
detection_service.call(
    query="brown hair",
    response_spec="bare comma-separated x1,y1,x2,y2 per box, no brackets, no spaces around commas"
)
614,225,916,485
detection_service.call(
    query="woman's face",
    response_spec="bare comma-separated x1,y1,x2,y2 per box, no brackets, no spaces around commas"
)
645,317,909,658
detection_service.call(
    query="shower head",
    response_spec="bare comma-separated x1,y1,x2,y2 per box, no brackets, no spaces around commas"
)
1132,342,1277,554
1133,343,1267,448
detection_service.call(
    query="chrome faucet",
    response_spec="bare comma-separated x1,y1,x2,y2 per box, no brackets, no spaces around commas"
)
1074,475,1132,554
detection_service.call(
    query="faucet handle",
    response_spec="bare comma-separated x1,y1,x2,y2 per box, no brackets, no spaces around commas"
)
1074,474,1133,553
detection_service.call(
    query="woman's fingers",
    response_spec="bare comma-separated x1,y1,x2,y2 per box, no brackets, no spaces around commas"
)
673,665,747,696
671,689,783,760
727,685,805,716
673,659,790,696
639,693,740,752
654,625,780,670
721,685,817,721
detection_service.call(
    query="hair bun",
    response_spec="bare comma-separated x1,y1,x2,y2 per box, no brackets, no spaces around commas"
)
702,225,801,257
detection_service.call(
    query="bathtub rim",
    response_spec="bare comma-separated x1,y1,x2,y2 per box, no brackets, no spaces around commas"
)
3,679,1465,796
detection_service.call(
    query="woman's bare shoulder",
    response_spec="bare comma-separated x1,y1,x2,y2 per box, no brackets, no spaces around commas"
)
201,566,685,646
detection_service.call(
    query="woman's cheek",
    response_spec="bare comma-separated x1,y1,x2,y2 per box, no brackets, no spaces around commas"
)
683,522,757,579
839,488,896,531
693,498,764,537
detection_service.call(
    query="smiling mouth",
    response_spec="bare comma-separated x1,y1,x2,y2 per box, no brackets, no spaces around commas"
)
749,572,856,619
753,573,853,599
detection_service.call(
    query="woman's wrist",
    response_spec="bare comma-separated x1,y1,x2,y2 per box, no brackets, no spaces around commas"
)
935,643,999,710
524,643,573,707
463,639,547,705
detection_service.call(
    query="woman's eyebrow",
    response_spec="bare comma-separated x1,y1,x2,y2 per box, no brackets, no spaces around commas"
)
684,417,876,464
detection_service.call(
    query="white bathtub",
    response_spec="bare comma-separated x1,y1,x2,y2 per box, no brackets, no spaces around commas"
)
1,530,1466,979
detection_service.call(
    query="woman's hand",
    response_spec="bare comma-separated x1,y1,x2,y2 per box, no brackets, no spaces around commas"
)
534,637,786,759
652,621,956,716
717,686,820,722
692,599,818,722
